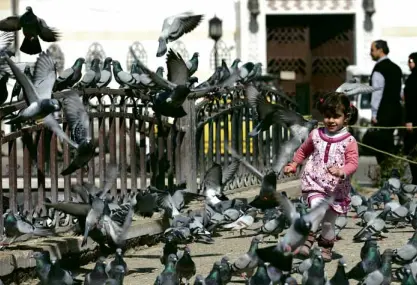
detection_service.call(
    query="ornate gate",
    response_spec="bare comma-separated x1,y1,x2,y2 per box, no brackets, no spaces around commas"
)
266,15,354,114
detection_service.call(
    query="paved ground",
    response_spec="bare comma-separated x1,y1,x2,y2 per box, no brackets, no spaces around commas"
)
22,194,414,284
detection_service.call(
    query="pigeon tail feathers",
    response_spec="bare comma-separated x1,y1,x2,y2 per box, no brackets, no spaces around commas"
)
20,36,42,55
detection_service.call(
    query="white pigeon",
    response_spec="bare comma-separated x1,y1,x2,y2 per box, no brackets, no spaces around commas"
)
336,82,382,96
156,11,204,57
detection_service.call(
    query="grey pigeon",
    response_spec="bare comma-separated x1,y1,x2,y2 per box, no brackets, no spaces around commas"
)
205,261,223,284
53,57,85,91
32,251,51,285
82,164,119,246
0,6,60,55
106,248,128,279
60,91,96,176
271,108,318,175
360,248,392,285
112,60,138,88
393,230,417,264
203,160,240,206
255,193,334,271
231,235,262,277
3,51,79,149
273,192,333,252
245,84,283,137
4,51,58,123
294,246,322,274
301,253,326,285
219,256,232,284
156,12,203,57
78,58,101,88
0,72,9,106
186,52,199,76
105,265,125,285
336,82,382,96
154,254,179,285
97,57,113,88
326,258,349,285
133,189,159,218
176,246,196,283
102,201,134,248
246,262,271,285
46,258,73,285
84,257,108,285
3,211,54,245
194,275,205,285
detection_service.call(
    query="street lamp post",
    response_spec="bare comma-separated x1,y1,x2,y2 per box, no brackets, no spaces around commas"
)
11,0,19,59
363,0,376,32
209,15,223,69
248,0,260,33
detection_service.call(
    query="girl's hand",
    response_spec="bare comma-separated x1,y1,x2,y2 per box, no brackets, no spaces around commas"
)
328,166,345,178
284,162,297,175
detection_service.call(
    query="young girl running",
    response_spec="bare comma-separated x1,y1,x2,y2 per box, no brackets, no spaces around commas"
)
284,92,359,262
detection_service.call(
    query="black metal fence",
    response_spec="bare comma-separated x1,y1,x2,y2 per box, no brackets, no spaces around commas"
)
0,86,297,234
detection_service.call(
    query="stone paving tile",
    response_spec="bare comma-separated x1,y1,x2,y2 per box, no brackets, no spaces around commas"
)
23,209,414,285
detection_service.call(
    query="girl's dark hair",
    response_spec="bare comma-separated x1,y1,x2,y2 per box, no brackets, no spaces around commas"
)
316,92,358,125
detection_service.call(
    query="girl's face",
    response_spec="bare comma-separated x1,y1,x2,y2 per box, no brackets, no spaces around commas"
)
323,109,346,133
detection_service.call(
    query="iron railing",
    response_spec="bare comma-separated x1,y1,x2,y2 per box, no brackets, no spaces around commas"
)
0,85,298,234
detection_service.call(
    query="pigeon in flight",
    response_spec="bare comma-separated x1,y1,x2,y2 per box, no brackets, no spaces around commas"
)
336,82,382,96
2,51,78,149
60,91,96,176
156,11,204,57
0,6,60,55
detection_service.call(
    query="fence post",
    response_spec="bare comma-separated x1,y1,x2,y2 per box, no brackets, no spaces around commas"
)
178,99,198,193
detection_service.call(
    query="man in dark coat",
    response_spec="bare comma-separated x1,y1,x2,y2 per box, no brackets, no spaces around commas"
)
404,52,417,183
368,40,403,164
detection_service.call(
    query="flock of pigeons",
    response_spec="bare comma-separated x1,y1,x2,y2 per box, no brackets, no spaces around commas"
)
0,5,400,285
10,161,417,284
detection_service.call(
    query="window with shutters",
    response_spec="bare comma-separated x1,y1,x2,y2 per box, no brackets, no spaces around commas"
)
171,41,189,60
209,40,231,70
85,42,106,71
126,41,147,71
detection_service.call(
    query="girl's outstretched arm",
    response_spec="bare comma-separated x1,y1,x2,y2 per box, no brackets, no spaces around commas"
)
343,140,359,177
292,132,315,165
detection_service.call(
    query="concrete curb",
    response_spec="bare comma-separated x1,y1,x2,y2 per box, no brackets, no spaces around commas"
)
0,179,301,278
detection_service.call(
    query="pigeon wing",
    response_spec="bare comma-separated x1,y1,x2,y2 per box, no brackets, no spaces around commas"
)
0,16,21,31
176,14,204,36
0,32,14,52
129,47,176,90
56,67,74,82
100,164,119,198
274,108,306,129
43,114,79,149
274,192,299,223
228,146,263,180
32,51,57,100
3,55,39,103
37,18,60,42
203,163,222,190
62,90,90,140
303,195,335,225
222,158,240,186
166,49,189,85
245,85,279,121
